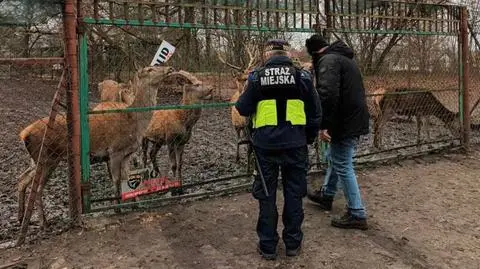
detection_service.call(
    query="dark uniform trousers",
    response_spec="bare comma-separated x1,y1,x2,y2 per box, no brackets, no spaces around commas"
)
252,145,308,253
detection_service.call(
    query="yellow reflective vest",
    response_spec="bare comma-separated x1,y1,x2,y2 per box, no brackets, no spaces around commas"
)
251,65,307,129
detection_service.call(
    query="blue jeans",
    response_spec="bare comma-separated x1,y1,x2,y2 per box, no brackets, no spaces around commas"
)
323,137,367,219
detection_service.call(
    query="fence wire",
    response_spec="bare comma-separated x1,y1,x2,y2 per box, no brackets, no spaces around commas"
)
0,3,67,241
0,0,471,237
337,32,464,162
81,25,322,209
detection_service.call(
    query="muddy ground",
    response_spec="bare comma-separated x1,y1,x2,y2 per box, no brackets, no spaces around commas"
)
1,77,479,268
0,146,479,269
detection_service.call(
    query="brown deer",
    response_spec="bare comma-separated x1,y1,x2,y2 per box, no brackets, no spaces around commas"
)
217,43,260,163
17,66,175,227
372,87,459,149
97,79,134,105
142,71,213,194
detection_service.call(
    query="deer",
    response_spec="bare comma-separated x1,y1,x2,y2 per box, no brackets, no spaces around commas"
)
97,79,134,105
217,43,260,164
141,70,213,195
17,66,176,227
372,87,459,149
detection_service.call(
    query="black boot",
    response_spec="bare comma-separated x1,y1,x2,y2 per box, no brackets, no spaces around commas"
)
331,210,368,230
286,244,302,257
306,188,334,210
257,244,277,260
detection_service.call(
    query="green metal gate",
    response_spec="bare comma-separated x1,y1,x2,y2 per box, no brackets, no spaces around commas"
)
78,0,322,213
77,0,470,214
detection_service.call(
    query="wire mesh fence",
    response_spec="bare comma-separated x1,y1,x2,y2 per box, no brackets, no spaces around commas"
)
0,0,473,242
468,50,480,144
358,32,462,161
79,22,324,211
0,1,68,241
322,0,466,163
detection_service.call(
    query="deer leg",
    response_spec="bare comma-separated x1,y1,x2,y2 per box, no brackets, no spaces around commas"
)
108,153,124,213
373,115,384,149
17,162,36,223
167,144,177,178
425,117,431,141
416,115,422,146
168,144,181,196
18,160,56,228
36,174,48,230
149,142,163,177
235,128,241,163
174,144,186,195
141,138,149,168
37,162,57,229
246,142,253,174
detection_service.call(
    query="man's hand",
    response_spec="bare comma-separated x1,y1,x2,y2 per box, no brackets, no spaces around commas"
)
319,129,331,143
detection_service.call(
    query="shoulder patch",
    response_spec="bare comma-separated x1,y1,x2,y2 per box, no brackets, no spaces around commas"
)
300,70,312,80
247,70,259,81
319,66,327,73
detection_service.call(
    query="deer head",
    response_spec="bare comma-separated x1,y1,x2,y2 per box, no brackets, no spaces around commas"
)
217,42,260,92
163,70,214,104
128,65,176,107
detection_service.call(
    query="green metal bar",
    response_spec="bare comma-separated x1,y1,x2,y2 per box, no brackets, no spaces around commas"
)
87,183,252,213
79,33,91,213
328,28,458,36
90,173,252,203
88,102,236,114
82,17,316,32
88,89,458,115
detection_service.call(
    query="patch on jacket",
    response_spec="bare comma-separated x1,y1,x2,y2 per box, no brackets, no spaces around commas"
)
259,67,296,86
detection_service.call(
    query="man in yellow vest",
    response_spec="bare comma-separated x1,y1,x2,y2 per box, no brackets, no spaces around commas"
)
235,39,322,260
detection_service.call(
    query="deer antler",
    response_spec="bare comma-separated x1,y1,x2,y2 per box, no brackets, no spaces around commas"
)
217,51,243,71
244,42,259,72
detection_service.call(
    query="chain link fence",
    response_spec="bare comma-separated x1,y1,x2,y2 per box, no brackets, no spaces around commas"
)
79,24,324,211
0,0,69,242
323,0,466,164
468,50,480,144
0,0,472,243
359,33,462,161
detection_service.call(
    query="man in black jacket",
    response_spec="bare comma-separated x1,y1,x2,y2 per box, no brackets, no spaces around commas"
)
305,34,369,230
236,39,322,259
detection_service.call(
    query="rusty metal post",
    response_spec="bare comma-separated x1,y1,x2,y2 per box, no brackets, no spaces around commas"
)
64,0,83,222
460,7,470,151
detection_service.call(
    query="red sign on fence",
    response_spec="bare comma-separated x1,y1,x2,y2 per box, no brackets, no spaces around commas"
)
121,174,181,201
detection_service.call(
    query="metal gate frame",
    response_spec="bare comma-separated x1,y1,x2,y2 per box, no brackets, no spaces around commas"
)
77,0,322,213
76,0,470,214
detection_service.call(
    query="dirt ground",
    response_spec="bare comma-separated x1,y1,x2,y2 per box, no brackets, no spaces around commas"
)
1,76,479,268
1,147,480,269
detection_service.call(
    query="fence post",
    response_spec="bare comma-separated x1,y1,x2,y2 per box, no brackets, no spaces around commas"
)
460,6,470,151
64,0,83,222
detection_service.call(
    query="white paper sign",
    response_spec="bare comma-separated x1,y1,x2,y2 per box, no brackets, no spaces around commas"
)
150,40,176,66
